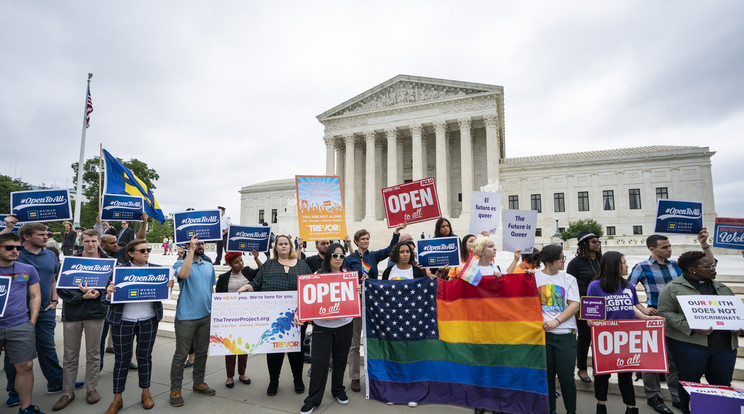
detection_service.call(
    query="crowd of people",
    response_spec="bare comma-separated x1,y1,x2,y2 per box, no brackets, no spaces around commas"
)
0,212,742,414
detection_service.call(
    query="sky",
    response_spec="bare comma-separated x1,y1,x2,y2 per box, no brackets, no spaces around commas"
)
1,1,742,222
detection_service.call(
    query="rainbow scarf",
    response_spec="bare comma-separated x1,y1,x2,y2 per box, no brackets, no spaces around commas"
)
364,275,547,413
458,251,482,286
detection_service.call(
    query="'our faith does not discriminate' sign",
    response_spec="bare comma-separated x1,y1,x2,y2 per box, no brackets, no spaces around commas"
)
10,189,72,223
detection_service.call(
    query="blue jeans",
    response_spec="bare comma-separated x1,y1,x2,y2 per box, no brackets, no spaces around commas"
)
5,309,64,395
666,336,737,414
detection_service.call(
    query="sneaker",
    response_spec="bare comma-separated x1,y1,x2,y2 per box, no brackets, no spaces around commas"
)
18,405,44,414
335,392,349,405
6,395,20,407
408,402,418,407
300,402,316,414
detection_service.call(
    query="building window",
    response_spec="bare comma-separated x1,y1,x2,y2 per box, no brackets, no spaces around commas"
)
535,228,542,237
553,193,565,212
656,187,668,200
530,194,542,213
578,191,590,211
258,209,264,224
458,193,462,202
602,190,615,210
633,225,643,235
606,226,616,236
629,189,642,209
558,227,566,234
271,209,278,223
508,195,519,210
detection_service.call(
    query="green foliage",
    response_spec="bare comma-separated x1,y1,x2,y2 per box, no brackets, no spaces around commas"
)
70,155,160,230
0,175,33,211
145,213,174,243
560,218,604,241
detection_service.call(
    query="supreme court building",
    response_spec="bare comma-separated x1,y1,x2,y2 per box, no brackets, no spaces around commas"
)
240,75,716,245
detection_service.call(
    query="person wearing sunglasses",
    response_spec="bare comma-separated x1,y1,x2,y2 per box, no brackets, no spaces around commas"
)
298,242,355,414
52,230,108,410
103,238,174,413
535,244,579,414
658,250,741,414
0,233,44,414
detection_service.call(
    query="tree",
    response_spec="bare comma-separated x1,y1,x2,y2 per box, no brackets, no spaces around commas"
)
146,213,174,244
561,218,603,241
0,175,33,211
70,155,160,230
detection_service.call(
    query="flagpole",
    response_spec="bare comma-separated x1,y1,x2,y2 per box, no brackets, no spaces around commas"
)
98,143,103,213
73,73,93,227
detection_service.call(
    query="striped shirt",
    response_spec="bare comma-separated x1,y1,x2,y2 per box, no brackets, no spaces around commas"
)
628,256,682,307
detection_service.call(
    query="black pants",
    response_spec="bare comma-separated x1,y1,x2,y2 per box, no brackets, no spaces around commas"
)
594,372,635,406
266,323,306,382
305,322,353,406
576,318,591,371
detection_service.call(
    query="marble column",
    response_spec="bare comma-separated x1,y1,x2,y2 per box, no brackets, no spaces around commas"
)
336,143,345,190
344,134,355,220
421,136,429,178
364,131,376,221
484,114,500,187
375,139,384,219
386,128,398,187
434,121,449,217
324,136,335,176
459,118,473,215
411,124,423,181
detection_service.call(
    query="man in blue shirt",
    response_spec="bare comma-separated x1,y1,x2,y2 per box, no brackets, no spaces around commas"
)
169,236,216,407
342,223,406,392
628,228,713,414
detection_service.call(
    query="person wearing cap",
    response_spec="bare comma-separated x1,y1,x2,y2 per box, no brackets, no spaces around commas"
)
566,231,602,383
628,229,713,414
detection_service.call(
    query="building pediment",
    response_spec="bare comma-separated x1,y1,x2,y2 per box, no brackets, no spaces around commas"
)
317,74,502,120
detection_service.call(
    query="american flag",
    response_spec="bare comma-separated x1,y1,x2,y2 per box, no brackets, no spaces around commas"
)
365,278,439,341
85,84,93,128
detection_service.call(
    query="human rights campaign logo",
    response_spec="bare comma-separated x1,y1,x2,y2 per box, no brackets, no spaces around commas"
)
128,289,139,298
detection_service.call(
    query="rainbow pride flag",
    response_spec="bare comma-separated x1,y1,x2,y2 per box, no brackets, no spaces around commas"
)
361,259,371,276
458,250,482,286
364,275,548,413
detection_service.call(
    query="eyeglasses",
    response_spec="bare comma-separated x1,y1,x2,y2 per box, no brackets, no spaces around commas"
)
330,253,345,259
0,245,22,251
132,248,152,254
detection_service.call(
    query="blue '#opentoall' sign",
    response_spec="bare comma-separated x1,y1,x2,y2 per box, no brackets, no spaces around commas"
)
11,189,72,223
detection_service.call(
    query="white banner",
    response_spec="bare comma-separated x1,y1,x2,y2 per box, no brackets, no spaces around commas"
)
209,292,300,355
469,191,502,235
501,209,537,253
678,295,744,330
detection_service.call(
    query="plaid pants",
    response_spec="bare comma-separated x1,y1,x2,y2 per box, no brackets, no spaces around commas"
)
111,317,159,394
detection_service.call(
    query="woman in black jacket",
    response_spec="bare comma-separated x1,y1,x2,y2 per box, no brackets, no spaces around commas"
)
216,251,262,388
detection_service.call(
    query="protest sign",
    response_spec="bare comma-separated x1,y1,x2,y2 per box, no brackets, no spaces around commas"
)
654,199,704,234
110,266,172,303
469,191,502,234
296,176,346,241
0,215,22,234
382,177,441,228
680,381,744,413
100,194,144,221
11,189,72,223
677,295,744,330
591,319,668,375
0,276,11,317
210,292,300,355
416,237,460,269
173,209,221,243
226,225,271,253
501,209,537,253
713,217,744,250
57,257,116,289
580,297,606,321
297,272,360,321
